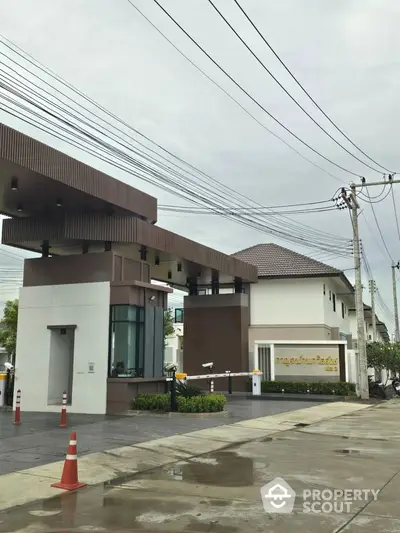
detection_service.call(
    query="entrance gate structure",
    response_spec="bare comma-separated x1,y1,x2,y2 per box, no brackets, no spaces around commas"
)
0,124,257,414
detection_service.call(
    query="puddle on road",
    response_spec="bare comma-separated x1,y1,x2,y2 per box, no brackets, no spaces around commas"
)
0,449,260,533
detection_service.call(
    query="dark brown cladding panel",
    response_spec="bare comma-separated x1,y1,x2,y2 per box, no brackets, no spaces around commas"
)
136,220,258,282
23,252,115,287
0,123,157,222
64,214,138,242
23,252,149,287
3,214,258,282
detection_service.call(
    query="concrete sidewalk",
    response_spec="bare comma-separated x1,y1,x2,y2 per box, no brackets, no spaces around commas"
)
0,401,369,517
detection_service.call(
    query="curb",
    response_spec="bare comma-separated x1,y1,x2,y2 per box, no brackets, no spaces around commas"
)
0,401,372,512
127,409,229,418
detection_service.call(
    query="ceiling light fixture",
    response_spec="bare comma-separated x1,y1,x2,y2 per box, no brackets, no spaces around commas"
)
56,198,63,207
17,204,23,212
11,177,19,191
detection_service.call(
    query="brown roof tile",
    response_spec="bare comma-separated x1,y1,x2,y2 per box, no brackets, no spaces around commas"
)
232,243,342,278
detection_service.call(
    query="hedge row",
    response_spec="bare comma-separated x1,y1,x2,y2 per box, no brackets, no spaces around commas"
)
261,380,356,396
133,393,227,413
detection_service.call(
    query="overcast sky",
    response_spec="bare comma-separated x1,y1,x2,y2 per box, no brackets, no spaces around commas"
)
0,0,399,329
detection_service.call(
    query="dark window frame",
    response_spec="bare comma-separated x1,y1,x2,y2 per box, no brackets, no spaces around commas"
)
108,304,145,378
332,293,336,312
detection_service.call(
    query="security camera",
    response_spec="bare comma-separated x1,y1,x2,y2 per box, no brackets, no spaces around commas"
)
202,362,214,369
164,362,178,372
4,362,14,370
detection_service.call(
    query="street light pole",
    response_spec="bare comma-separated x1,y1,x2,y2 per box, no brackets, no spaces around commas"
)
369,279,377,342
346,185,369,399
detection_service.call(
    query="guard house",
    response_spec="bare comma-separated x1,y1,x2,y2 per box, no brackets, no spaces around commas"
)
0,124,257,414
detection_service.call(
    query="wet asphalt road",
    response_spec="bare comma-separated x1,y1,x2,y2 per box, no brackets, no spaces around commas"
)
0,397,320,475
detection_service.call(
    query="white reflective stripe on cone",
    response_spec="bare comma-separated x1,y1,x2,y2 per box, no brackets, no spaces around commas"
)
66,454,77,460
69,440,77,445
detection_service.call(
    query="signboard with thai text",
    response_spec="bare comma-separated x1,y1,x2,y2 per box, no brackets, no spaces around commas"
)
274,344,340,381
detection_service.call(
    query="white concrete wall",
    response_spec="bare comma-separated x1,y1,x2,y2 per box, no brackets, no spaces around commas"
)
322,278,351,335
15,282,110,414
164,324,184,371
250,278,324,326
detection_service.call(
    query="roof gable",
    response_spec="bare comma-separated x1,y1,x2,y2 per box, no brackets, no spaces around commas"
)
232,243,342,278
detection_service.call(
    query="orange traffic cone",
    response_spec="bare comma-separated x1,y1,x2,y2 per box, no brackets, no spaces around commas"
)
51,431,87,491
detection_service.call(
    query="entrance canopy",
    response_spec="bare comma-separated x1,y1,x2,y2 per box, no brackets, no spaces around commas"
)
0,123,257,286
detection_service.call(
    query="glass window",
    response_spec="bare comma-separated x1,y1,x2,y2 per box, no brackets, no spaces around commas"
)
341,302,345,319
332,294,336,312
109,305,144,377
175,308,184,323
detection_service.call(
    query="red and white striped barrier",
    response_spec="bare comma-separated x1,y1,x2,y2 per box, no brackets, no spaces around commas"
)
166,371,262,395
14,389,21,425
60,391,67,428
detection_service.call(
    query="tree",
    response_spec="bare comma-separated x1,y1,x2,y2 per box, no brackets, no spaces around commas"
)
164,307,175,346
0,299,18,365
366,341,400,381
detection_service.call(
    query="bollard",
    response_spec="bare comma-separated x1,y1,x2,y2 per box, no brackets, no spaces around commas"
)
14,389,21,425
226,371,232,395
60,391,67,428
170,370,177,412
209,379,214,394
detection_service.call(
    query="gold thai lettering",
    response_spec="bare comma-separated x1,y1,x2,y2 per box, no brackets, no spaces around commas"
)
276,356,338,367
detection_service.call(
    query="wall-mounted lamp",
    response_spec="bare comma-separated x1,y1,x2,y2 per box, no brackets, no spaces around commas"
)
11,177,19,191
149,295,156,302
56,198,63,208
155,256,160,266
17,204,23,212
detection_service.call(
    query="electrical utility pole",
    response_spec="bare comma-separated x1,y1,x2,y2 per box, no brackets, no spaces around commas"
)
369,279,377,342
341,185,369,399
391,262,400,341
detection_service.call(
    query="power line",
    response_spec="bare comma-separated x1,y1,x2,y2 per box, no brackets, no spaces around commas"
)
0,99,350,255
0,37,346,246
391,187,400,243
364,188,394,263
125,1,344,185
151,0,363,178
208,0,384,175
159,198,333,211
0,40,353,255
233,0,395,175
159,206,338,216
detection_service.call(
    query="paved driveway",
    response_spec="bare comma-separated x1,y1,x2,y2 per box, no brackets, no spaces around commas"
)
0,397,320,475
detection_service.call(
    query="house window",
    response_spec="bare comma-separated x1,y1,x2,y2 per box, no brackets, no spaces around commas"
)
175,308,184,323
323,284,326,295
341,302,345,319
329,290,331,301
332,293,336,312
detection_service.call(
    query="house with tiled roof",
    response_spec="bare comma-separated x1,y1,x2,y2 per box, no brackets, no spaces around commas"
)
233,243,355,341
232,243,358,381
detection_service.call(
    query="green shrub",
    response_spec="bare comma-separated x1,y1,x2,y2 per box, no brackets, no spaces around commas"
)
176,381,204,398
261,381,356,396
177,394,226,413
133,393,170,411
132,392,227,413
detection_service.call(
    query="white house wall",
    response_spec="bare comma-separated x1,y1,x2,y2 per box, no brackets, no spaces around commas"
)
250,278,324,325
322,277,351,336
15,282,110,414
